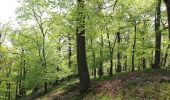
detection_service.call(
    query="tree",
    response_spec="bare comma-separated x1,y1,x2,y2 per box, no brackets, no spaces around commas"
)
141,21,146,69
131,20,137,71
98,34,104,77
163,0,170,67
76,0,90,93
117,32,121,72
153,0,162,69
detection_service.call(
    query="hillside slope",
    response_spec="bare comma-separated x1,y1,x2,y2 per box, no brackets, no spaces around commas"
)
36,68,170,100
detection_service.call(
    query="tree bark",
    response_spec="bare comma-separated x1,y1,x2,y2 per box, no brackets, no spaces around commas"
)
131,20,137,71
142,21,146,69
98,35,104,77
90,38,96,79
124,55,127,71
5,62,11,100
154,0,162,69
163,0,170,67
68,33,72,68
117,32,121,72
106,29,113,76
109,58,113,76
77,0,90,93
6,82,11,100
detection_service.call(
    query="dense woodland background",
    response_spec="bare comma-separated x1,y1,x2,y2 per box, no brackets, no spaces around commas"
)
0,0,170,100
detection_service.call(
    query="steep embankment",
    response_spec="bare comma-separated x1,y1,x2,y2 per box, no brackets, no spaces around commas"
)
36,68,170,100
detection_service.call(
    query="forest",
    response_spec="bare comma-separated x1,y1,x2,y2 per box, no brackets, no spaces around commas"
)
0,0,170,100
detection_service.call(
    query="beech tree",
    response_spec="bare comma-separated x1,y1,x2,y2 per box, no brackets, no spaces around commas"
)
154,0,162,69
163,0,170,67
76,0,90,92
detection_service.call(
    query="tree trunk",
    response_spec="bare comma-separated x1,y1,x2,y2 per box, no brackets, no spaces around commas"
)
68,33,72,68
5,63,11,100
154,0,162,69
44,82,48,93
22,49,26,96
19,62,22,97
42,33,48,93
124,56,127,71
117,32,121,72
162,45,170,67
15,66,20,100
98,35,104,77
77,0,90,93
17,49,27,98
163,0,170,67
131,21,137,71
93,69,96,79
106,30,113,76
15,81,18,100
109,58,113,76
6,82,11,100
142,21,146,69
90,38,96,79
142,57,146,69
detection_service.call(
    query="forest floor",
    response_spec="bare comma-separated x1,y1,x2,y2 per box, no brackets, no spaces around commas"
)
36,68,170,100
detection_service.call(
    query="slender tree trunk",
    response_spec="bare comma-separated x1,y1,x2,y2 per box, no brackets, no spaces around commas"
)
96,2,104,77
17,49,26,98
77,0,90,93
117,32,121,72
106,28,115,76
5,63,11,100
93,69,96,79
132,20,137,71
21,49,26,96
15,80,18,100
19,62,22,97
68,33,72,68
42,34,48,93
5,82,11,100
106,31,113,76
154,0,162,69
90,38,96,78
6,82,11,100
142,21,146,69
44,82,48,93
124,56,127,71
109,58,113,76
106,30,117,76
98,35,104,77
92,43,96,79
15,65,20,100
163,0,170,67
142,57,146,69
162,45,170,67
